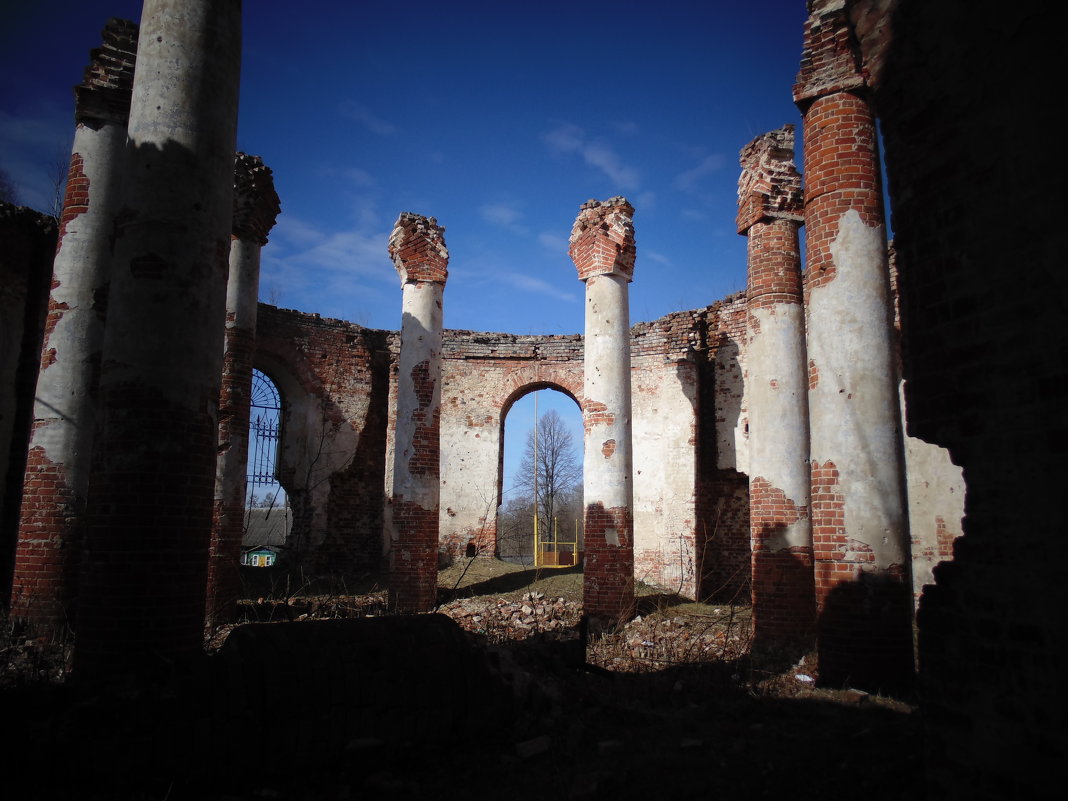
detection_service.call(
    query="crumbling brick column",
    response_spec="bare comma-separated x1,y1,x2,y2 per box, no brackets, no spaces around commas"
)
0,207,56,604
570,197,636,626
794,0,912,692
73,0,241,683
387,213,448,612
737,125,815,651
205,154,280,629
10,19,138,634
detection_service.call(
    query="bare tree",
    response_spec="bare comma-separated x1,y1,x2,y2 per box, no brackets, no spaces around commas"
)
46,157,67,219
514,409,582,544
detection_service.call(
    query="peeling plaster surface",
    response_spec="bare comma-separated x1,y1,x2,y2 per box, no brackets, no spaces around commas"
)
714,334,748,474
632,355,698,593
748,304,809,549
584,274,633,510
808,209,906,564
902,383,965,597
438,373,503,551
31,124,125,472
223,239,261,331
392,281,443,513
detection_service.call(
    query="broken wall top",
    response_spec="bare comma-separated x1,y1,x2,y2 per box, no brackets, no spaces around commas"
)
569,196,636,282
793,0,867,108
737,125,804,233
389,212,449,285
75,18,138,125
233,153,281,245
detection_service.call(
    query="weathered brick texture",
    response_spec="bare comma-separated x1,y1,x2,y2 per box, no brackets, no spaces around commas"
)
439,330,584,562
388,213,448,285
569,197,636,282
855,0,1067,794
795,0,912,694
740,126,814,649
573,198,637,624
254,306,391,576
389,213,448,612
9,19,138,633
73,0,241,682
74,18,138,126
206,154,280,628
0,206,56,604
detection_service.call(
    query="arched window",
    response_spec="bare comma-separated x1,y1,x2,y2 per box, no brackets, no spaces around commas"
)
247,368,284,508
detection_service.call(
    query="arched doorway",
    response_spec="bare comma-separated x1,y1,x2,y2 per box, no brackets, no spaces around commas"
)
499,386,583,567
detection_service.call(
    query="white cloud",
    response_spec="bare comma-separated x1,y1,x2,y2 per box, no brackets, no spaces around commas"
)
675,153,727,192
538,231,568,252
543,123,639,190
271,215,324,247
269,213,393,280
543,123,584,153
343,167,376,187
646,251,672,266
261,213,399,327
480,202,528,234
338,100,397,136
499,271,578,304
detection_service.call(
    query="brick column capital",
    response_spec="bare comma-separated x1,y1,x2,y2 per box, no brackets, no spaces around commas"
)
792,0,866,110
74,18,138,126
389,212,449,285
232,153,281,245
737,124,804,234
569,196,636,282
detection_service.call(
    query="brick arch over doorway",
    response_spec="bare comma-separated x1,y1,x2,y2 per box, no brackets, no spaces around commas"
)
254,304,392,574
438,331,584,561
251,300,755,598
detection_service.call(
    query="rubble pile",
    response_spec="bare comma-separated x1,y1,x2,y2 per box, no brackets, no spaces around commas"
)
439,592,582,642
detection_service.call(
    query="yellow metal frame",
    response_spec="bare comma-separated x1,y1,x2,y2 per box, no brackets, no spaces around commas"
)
534,517,582,568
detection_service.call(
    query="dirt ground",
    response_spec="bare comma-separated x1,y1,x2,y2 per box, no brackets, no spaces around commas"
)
2,558,923,800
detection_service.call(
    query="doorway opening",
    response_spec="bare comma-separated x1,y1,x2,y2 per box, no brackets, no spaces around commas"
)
499,387,583,567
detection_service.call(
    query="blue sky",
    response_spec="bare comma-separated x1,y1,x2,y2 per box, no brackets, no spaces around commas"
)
2,0,809,496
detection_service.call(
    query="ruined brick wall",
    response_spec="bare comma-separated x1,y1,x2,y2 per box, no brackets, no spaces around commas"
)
886,246,966,602
693,293,751,602
855,0,1067,795
0,204,56,597
630,311,703,598
432,303,749,600
438,331,584,562
254,305,392,575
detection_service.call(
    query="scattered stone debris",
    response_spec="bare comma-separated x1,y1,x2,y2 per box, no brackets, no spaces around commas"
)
438,593,582,642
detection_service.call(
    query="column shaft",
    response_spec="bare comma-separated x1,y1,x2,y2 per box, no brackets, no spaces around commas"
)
388,214,448,612
570,197,636,626
74,0,241,682
738,126,815,650
206,238,260,626
582,273,635,622
206,154,280,628
795,0,913,692
10,19,138,635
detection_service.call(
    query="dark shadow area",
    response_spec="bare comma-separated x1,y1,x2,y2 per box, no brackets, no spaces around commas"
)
817,569,914,697
0,205,56,602
1,612,922,800
871,1,1067,796
750,535,816,670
